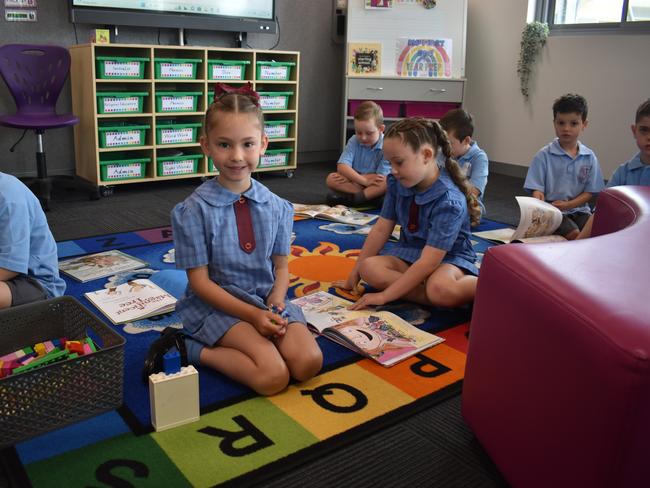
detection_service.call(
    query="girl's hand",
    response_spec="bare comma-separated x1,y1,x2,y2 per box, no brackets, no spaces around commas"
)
348,291,387,310
251,308,287,338
532,190,545,201
551,200,571,211
332,270,360,293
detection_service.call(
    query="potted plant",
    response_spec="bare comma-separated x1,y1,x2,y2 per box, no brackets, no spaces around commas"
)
517,21,549,99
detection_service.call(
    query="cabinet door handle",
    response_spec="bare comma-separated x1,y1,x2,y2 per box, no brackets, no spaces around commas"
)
366,86,384,91
429,88,447,93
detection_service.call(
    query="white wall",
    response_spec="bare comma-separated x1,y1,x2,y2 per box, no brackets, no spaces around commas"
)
464,0,650,179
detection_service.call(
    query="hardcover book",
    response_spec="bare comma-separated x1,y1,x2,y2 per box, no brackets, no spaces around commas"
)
59,250,148,283
292,291,444,367
293,203,378,226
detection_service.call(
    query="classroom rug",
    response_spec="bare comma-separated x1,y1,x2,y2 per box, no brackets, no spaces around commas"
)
13,216,503,487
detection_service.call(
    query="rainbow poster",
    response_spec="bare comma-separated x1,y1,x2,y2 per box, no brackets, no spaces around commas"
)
395,38,452,78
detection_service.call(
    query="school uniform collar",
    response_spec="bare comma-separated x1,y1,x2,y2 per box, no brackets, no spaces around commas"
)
627,152,646,170
369,133,384,152
393,173,454,205
550,138,593,157
194,178,271,207
458,141,480,163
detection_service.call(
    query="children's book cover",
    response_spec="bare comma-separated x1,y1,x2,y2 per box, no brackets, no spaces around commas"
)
395,38,452,78
59,250,148,282
84,278,177,325
292,291,444,367
347,42,382,77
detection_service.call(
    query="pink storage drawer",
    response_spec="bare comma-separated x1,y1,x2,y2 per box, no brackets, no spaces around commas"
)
348,100,402,118
404,101,460,118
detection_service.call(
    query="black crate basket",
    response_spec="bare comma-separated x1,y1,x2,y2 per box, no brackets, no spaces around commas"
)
0,296,125,449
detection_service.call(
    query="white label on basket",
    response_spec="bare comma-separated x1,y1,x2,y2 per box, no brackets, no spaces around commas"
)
265,124,287,138
160,127,194,144
260,154,287,167
106,163,142,179
259,96,287,110
104,61,140,77
160,62,194,78
212,65,242,80
161,96,194,112
259,65,288,79
106,130,141,147
103,97,139,113
162,159,195,176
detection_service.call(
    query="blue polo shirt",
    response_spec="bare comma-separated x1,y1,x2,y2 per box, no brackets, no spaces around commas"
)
524,139,604,214
457,141,489,198
0,172,65,298
380,174,478,275
171,178,305,356
339,134,391,176
607,152,650,187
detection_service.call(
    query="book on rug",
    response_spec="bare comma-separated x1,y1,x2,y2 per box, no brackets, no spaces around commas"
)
291,291,444,367
293,203,378,226
473,196,565,244
59,249,148,282
84,278,177,325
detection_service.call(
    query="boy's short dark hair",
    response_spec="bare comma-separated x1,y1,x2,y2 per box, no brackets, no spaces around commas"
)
553,93,588,121
354,100,384,126
635,99,650,123
439,108,474,141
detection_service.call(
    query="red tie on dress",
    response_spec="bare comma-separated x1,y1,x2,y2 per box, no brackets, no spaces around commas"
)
407,199,419,233
234,196,256,253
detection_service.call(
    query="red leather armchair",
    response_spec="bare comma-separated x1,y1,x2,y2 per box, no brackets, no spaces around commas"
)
462,186,650,488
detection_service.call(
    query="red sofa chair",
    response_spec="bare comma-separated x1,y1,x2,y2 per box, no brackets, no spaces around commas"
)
462,186,650,488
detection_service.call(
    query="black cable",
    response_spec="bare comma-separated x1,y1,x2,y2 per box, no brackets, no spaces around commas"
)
157,28,161,45
73,22,79,44
9,129,28,152
270,15,281,50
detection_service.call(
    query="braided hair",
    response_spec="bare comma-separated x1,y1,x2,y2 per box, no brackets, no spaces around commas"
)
384,117,481,226
204,83,264,134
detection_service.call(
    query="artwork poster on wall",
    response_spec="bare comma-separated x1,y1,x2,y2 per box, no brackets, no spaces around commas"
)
347,42,382,77
365,0,393,9
395,38,452,78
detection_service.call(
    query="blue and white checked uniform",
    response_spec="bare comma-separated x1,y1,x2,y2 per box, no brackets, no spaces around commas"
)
171,178,305,364
0,172,65,298
379,174,478,275
339,134,391,176
524,139,604,214
607,152,650,187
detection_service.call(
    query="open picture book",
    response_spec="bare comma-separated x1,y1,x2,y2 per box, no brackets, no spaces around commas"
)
84,279,177,325
59,249,148,282
293,203,378,226
473,196,566,244
291,291,444,367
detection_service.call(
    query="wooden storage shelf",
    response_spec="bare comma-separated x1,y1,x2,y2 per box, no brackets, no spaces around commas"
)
70,43,300,191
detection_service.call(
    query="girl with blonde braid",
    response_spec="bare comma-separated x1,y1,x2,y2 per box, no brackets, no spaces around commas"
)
335,117,480,310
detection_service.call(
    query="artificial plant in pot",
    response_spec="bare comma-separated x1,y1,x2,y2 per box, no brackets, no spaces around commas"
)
517,21,549,99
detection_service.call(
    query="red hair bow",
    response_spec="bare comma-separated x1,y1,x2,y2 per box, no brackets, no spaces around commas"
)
213,82,260,106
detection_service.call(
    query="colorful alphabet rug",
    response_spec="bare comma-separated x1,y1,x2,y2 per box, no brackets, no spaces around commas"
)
13,217,502,486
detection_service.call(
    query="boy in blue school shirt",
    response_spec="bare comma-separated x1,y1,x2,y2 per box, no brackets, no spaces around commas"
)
326,100,391,206
578,99,650,238
524,93,604,240
0,172,65,309
440,108,489,220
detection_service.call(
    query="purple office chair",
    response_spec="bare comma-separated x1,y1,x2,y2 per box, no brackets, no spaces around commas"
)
0,44,79,210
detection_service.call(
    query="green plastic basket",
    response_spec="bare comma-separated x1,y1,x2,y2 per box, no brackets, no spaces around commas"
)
155,91,202,113
259,148,293,168
154,58,202,80
96,56,149,79
258,92,293,111
207,157,219,173
98,122,150,148
99,153,150,181
155,121,203,145
256,61,295,81
96,92,148,114
264,119,294,139
156,153,203,177
207,59,250,80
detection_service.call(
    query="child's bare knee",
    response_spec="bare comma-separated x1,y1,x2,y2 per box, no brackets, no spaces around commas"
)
426,282,459,308
291,348,323,382
252,363,290,396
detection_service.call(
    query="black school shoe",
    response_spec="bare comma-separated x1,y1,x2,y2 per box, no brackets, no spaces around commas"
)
141,326,189,384
326,191,354,207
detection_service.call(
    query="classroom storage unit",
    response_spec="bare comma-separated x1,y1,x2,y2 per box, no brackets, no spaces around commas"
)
70,43,299,194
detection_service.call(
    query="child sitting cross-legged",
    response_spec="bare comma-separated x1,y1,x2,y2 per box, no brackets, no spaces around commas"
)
334,117,480,310
171,83,322,396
